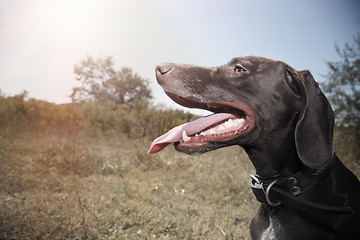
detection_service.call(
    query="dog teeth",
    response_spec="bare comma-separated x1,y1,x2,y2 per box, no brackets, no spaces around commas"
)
181,119,246,143
218,125,225,130
238,118,245,126
223,118,245,128
182,130,191,142
224,118,233,127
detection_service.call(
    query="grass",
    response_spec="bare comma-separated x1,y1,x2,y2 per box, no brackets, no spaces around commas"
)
0,127,359,239
0,129,258,239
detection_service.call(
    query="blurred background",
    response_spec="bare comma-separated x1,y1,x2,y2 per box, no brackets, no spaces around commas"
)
1,0,359,110
0,0,359,239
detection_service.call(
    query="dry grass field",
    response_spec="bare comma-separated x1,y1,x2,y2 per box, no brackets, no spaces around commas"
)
0,129,260,239
0,96,358,240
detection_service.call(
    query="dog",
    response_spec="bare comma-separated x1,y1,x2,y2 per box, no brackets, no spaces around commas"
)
148,56,360,239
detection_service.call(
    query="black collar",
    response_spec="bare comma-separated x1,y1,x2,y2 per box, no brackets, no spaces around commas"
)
250,154,355,215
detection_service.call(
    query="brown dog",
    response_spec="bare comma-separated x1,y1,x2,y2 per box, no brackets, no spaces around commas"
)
149,56,360,239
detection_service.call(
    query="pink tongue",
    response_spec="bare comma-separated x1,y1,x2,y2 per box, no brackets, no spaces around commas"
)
148,113,238,154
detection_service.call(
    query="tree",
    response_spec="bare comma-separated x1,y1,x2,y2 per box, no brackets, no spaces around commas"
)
322,33,360,127
71,56,152,105
322,33,360,162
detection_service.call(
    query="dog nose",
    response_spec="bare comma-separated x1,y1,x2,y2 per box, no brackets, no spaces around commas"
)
156,63,173,75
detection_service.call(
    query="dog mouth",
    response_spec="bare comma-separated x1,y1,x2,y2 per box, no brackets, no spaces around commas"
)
148,92,255,154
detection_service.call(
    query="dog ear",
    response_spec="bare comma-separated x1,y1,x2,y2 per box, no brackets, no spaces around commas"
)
287,67,335,169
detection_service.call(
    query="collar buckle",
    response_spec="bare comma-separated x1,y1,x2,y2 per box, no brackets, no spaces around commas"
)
265,179,281,206
250,174,281,206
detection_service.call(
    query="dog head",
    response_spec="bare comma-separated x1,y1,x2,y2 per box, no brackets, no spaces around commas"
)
149,56,334,170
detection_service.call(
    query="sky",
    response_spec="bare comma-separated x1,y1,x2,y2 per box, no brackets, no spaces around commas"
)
0,0,359,114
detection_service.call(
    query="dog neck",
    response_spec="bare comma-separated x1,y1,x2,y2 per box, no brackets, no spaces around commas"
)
243,144,303,178
243,121,303,177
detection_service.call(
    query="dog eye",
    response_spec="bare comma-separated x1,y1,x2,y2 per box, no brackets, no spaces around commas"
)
234,66,246,73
